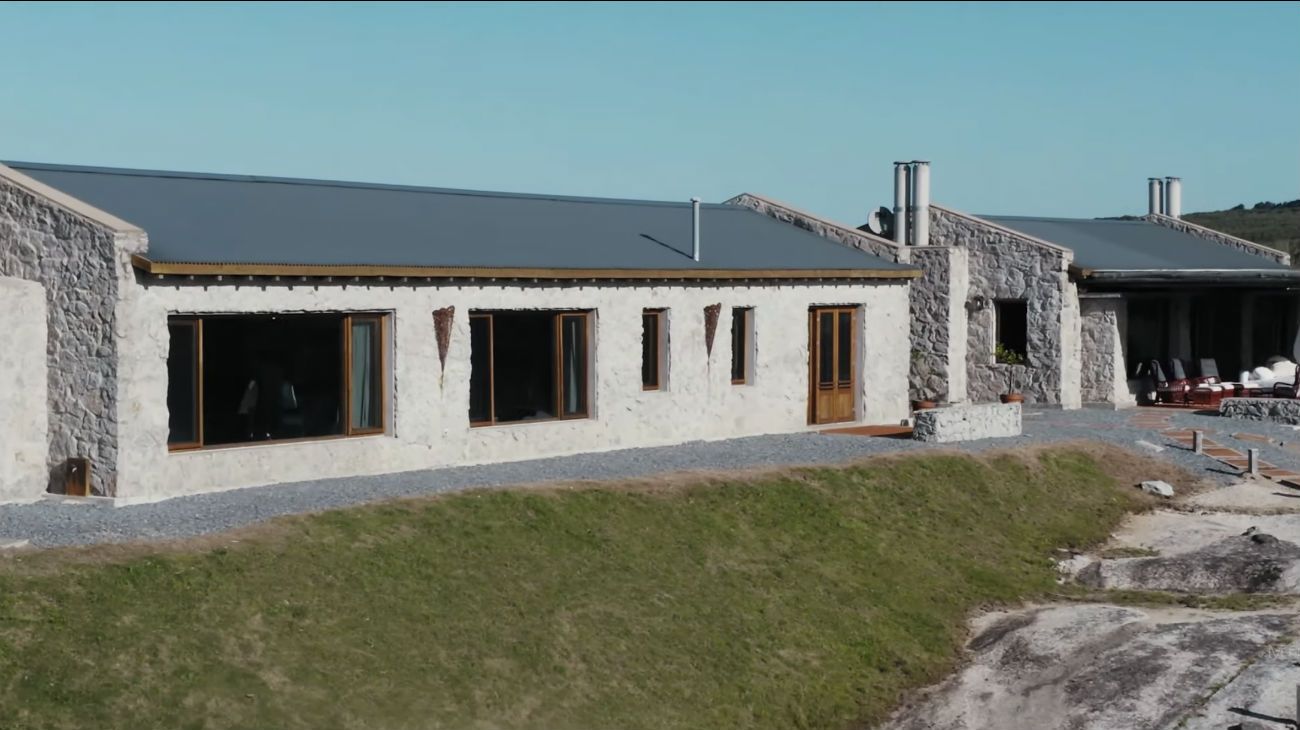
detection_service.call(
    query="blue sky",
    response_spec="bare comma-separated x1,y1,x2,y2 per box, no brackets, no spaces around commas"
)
1,1,1296,221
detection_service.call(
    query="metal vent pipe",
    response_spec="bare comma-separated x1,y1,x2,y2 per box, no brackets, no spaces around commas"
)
911,161,931,247
893,162,909,246
1165,177,1182,219
691,197,701,262
1148,178,1163,216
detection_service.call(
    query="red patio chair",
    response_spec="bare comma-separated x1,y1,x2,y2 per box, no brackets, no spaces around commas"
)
1275,367,1299,398
1149,359,1190,404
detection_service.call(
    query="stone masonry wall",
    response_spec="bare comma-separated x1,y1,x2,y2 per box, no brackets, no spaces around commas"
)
912,402,1022,443
726,194,907,263
909,246,952,401
1221,398,1300,425
1147,215,1290,265
930,207,1072,405
1079,296,1131,406
0,176,122,495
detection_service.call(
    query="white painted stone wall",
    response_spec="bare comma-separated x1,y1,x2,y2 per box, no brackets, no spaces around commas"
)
912,403,1022,443
115,277,911,501
1059,277,1083,409
0,277,48,501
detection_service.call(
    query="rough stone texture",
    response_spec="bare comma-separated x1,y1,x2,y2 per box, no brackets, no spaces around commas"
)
725,193,908,263
883,604,1296,730
1221,397,1300,425
912,403,1021,443
908,247,952,401
114,278,913,501
0,175,133,495
0,277,48,501
1077,535,1300,594
1080,296,1133,406
1147,214,1291,265
930,206,1074,405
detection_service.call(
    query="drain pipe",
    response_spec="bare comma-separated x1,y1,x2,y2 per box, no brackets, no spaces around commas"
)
893,162,909,246
691,197,701,262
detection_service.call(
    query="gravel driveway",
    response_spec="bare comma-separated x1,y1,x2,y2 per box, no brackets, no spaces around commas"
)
3,408,1296,548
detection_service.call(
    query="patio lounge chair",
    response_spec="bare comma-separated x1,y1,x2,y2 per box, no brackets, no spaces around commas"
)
1276,365,1299,398
1149,359,1190,404
1179,359,1227,406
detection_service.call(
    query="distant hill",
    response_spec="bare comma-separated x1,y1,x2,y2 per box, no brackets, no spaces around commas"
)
1184,200,1300,261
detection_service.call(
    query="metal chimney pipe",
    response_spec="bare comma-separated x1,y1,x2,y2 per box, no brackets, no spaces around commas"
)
893,162,909,246
1147,178,1162,216
691,197,701,262
912,161,931,247
1165,177,1182,218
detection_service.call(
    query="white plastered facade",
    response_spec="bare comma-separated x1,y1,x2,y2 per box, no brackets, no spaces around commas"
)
115,276,911,502
0,277,49,501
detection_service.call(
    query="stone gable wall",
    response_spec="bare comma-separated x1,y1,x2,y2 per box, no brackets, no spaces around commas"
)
0,177,124,495
930,208,1072,404
1146,215,1290,265
726,194,906,263
909,247,953,401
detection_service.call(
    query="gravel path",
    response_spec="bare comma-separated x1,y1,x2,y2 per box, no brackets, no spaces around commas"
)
3,407,1298,548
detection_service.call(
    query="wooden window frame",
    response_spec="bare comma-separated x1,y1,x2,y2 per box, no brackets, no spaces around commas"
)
730,306,754,385
167,318,204,451
641,308,668,391
166,312,389,452
344,313,388,436
469,313,496,427
469,310,593,427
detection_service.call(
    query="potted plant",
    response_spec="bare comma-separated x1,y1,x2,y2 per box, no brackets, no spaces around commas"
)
910,349,938,411
995,343,1025,404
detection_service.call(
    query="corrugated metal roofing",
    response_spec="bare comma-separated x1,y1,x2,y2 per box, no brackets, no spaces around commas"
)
980,215,1290,273
6,162,911,276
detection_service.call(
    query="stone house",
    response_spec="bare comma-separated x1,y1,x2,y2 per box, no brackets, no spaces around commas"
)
0,162,918,502
733,164,1300,409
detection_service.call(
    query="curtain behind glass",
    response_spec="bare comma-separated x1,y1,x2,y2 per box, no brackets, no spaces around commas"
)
350,319,381,431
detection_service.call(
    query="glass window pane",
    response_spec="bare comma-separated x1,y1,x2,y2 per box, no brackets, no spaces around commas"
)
349,318,382,431
642,312,659,388
469,316,492,423
167,321,199,444
560,315,587,416
837,311,852,386
731,308,747,383
818,312,834,386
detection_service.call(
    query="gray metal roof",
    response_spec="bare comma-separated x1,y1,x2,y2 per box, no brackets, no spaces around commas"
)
980,215,1291,273
7,162,911,277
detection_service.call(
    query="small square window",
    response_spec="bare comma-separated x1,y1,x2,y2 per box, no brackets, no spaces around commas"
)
994,300,1028,364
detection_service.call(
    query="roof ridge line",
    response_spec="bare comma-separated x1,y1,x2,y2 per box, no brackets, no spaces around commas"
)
1,160,741,211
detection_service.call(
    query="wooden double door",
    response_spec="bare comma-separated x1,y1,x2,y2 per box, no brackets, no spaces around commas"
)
809,307,857,424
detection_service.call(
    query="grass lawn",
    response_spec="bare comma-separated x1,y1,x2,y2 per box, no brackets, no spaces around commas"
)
0,445,1157,730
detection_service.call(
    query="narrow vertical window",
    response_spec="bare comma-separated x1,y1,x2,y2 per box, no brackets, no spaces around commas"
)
469,314,494,425
731,307,753,385
346,315,384,434
167,319,201,447
994,300,1029,363
642,308,666,390
558,313,589,418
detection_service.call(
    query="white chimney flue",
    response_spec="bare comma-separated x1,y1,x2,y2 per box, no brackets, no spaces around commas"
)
690,197,701,262
911,160,931,246
1148,178,1163,216
1165,177,1182,219
892,162,909,246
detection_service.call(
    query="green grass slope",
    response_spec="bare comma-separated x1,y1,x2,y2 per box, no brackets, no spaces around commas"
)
0,447,1150,730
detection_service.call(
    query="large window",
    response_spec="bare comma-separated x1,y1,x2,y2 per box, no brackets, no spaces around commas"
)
994,300,1028,363
469,310,591,426
166,313,387,449
641,308,667,390
730,307,754,385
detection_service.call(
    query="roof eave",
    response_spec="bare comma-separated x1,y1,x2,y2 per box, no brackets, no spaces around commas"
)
1073,267,1300,286
131,255,921,281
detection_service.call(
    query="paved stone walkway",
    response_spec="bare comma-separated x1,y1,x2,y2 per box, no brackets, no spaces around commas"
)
1125,407,1300,487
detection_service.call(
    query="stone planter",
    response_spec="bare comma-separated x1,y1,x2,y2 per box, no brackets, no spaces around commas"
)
912,399,938,411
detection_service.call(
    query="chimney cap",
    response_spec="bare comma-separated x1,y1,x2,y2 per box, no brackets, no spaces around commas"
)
911,159,931,165
690,196,701,203
1165,176,1181,181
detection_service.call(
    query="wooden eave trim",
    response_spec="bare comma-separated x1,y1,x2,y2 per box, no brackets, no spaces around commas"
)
131,254,922,281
